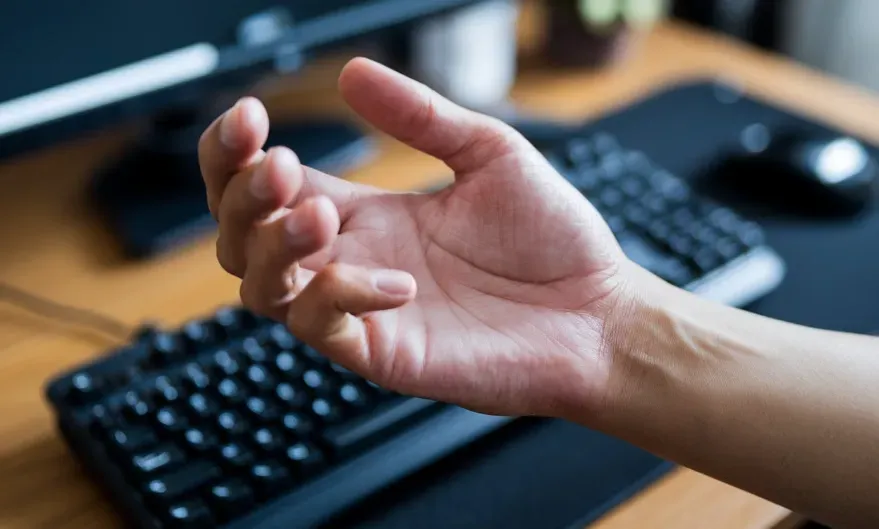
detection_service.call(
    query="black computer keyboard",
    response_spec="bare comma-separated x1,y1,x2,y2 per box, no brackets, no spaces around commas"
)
46,131,785,529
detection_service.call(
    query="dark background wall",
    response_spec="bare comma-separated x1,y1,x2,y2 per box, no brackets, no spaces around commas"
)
673,0,789,51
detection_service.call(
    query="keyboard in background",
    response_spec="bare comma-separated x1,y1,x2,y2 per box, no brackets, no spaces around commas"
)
45,130,785,529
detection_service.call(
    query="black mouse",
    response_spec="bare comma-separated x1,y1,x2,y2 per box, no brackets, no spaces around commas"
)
716,125,877,216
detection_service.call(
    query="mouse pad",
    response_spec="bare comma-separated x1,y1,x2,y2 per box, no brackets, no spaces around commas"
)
577,80,879,333
326,81,879,529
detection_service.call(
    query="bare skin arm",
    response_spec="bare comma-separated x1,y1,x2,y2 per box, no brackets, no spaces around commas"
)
593,264,879,529
199,58,879,529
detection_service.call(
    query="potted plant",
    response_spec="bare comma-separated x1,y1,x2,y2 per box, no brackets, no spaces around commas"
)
544,0,669,68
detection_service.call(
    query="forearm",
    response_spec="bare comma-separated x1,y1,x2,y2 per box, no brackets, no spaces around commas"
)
592,267,879,529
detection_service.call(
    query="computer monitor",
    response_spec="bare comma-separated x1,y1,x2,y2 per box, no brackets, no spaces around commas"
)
0,0,478,256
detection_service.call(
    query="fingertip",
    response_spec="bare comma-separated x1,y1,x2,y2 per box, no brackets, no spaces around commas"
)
283,195,340,250
371,269,417,300
339,57,374,89
220,96,269,150
252,146,303,203
309,196,342,247
339,57,407,106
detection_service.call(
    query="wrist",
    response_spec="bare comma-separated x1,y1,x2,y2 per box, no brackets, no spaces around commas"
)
572,260,757,442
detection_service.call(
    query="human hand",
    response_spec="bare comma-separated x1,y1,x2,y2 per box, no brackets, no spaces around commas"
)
199,58,639,419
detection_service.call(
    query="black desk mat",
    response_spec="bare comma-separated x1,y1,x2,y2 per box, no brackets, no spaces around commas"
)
327,80,879,528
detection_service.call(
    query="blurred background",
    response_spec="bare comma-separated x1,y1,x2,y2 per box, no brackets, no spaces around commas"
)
678,0,879,93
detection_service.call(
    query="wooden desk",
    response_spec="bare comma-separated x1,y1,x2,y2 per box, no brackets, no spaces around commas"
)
1,20,875,529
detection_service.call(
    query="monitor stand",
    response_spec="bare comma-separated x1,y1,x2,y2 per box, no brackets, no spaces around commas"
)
91,107,375,259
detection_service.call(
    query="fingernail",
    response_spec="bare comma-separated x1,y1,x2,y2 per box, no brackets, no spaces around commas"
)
220,97,261,148
219,100,243,148
284,209,315,246
373,270,415,297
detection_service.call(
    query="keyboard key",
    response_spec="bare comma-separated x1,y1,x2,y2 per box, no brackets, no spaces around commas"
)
181,321,212,352
213,307,247,337
716,237,744,261
108,426,158,453
275,382,308,408
302,369,331,394
208,479,255,522
245,396,281,422
736,221,765,247
667,233,696,257
183,428,218,454
324,398,437,454
311,398,342,423
647,219,672,243
253,428,284,453
121,391,152,421
274,352,303,377
144,461,220,502
182,363,211,391
574,168,601,192
671,208,696,228
641,194,668,216
245,365,275,391
285,442,325,475
708,207,741,234
693,248,723,274
281,412,314,438
242,337,268,363
66,372,101,403
623,204,650,228
217,442,255,470
130,443,185,475
216,411,249,437
187,393,217,419
689,223,719,245
156,407,188,434
249,461,291,500
339,383,368,408
217,378,246,405
592,133,620,155
623,150,653,174
149,332,183,367
598,154,625,182
165,499,214,528
652,171,689,201
620,177,644,198
267,323,296,350
87,403,116,433
154,375,182,404
598,188,623,209
564,137,595,167
212,350,242,377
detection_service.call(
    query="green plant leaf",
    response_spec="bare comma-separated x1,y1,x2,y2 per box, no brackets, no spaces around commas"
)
622,0,667,27
579,0,621,26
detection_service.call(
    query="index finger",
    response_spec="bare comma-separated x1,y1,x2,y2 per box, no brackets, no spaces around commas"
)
199,97,270,218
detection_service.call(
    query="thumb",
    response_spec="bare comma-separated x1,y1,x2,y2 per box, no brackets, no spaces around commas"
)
338,57,529,175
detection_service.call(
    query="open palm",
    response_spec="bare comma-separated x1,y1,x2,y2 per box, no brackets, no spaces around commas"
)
200,59,630,417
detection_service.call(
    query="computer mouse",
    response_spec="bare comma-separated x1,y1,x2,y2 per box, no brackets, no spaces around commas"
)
718,126,877,216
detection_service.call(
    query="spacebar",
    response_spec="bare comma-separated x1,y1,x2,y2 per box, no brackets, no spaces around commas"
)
324,397,438,452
